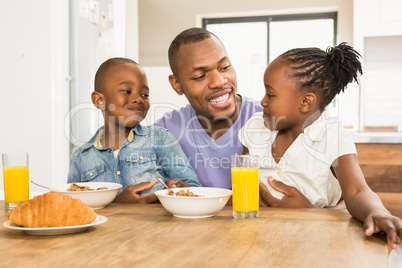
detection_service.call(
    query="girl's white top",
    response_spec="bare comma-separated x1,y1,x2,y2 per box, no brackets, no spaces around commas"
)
239,111,356,207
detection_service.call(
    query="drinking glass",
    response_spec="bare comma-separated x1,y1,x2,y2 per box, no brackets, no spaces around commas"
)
231,155,259,218
2,152,29,210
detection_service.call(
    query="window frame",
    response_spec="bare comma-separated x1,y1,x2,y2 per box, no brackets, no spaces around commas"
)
203,12,338,64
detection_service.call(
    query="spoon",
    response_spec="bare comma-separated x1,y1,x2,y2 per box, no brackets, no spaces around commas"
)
155,176,175,196
31,180,63,192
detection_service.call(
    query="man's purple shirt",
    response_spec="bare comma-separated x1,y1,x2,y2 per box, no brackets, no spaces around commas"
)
154,95,263,189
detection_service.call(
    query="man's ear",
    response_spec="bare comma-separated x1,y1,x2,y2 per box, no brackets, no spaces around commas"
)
168,75,184,95
299,93,317,113
91,91,105,111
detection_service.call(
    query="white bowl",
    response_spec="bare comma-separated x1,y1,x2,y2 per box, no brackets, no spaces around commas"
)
155,187,232,218
58,182,122,209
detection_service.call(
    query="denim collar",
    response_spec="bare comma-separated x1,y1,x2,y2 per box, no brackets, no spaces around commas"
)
82,124,148,151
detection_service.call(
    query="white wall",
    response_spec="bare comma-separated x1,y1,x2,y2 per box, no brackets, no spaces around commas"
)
353,0,402,54
125,0,139,61
353,0,402,135
0,0,70,198
142,66,189,126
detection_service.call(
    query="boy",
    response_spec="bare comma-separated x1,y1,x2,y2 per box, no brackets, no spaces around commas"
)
68,58,201,203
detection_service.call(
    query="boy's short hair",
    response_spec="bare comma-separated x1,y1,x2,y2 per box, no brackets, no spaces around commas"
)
95,57,138,92
168,27,221,76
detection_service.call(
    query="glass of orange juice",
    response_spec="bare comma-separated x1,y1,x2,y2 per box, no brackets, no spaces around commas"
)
2,152,29,210
231,155,259,218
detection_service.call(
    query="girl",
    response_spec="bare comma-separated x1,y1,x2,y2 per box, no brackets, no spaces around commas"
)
239,43,402,249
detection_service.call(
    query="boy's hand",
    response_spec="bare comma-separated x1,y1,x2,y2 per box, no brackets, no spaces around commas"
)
113,180,158,203
259,177,316,208
166,180,191,188
364,212,402,250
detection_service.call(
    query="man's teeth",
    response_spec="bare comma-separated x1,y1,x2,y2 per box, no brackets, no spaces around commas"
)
209,93,229,104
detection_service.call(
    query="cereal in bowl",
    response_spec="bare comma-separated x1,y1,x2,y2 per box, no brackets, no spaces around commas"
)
168,189,204,197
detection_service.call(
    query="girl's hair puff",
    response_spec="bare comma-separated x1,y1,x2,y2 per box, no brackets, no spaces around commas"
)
279,42,362,109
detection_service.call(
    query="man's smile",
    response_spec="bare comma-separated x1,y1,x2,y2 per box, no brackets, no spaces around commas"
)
209,93,229,104
207,89,233,108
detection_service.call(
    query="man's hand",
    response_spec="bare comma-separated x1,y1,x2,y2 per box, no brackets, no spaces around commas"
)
113,180,158,204
259,177,316,208
166,180,191,188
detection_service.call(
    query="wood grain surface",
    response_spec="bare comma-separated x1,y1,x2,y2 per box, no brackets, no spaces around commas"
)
377,192,402,219
356,143,402,192
0,202,388,268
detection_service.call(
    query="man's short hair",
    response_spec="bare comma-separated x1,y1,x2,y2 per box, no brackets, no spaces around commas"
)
168,27,221,76
95,57,138,92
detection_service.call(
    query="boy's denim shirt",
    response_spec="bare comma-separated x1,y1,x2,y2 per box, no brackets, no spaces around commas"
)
67,124,201,195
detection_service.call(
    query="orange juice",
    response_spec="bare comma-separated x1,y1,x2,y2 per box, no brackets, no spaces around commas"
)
231,168,259,212
3,166,29,203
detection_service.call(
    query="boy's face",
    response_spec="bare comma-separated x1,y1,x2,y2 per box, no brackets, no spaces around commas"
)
98,63,150,129
170,37,238,122
261,58,304,131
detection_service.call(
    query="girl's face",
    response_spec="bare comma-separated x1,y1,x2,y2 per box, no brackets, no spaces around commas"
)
260,58,304,131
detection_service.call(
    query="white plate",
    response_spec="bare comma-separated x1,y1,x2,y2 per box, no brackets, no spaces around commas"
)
3,215,107,235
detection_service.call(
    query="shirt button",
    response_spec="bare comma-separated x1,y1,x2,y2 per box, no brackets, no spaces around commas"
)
277,170,282,176
116,171,121,175
89,172,93,176
139,156,144,160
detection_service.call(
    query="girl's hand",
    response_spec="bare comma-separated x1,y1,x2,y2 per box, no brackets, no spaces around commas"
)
259,177,316,208
166,180,191,188
364,212,402,250
113,180,158,203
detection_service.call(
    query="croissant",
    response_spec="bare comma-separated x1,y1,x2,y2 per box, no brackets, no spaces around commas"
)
8,191,97,227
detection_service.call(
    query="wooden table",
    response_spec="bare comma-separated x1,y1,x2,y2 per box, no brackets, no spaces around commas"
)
0,201,388,267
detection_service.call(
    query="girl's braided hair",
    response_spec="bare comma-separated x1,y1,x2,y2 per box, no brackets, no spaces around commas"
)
279,42,362,109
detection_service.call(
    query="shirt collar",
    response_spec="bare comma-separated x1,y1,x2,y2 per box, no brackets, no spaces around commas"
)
257,111,331,143
303,110,330,142
92,124,148,150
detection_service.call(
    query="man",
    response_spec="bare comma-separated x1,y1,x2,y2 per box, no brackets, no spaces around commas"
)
155,27,261,189
155,27,320,208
